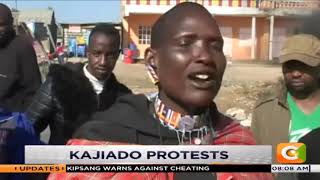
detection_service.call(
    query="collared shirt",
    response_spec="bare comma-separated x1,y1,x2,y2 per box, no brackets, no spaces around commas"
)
83,64,105,94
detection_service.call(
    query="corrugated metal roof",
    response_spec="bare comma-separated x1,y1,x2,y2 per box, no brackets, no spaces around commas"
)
13,9,55,24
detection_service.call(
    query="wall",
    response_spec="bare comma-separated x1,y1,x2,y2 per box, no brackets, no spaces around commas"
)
216,16,254,60
123,13,301,61
272,17,300,58
122,17,130,51
125,14,160,58
256,17,269,60
34,23,51,53
126,14,263,60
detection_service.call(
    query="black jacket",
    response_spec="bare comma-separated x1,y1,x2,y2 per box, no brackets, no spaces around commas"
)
26,63,131,145
74,94,222,180
74,94,226,144
0,35,41,112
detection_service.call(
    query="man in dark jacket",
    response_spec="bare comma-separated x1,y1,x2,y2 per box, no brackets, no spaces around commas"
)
251,34,320,151
26,23,132,145
0,3,41,112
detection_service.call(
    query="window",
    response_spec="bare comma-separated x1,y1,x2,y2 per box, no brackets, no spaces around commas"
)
138,25,151,45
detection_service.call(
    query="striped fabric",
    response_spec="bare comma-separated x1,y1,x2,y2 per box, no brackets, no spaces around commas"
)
123,0,258,7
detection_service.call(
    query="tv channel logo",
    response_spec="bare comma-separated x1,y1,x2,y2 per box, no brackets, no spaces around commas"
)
277,143,306,164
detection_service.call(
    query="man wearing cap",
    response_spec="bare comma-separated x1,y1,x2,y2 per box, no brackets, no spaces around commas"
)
251,34,320,160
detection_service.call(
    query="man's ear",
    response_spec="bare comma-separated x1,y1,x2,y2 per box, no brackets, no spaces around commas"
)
145,47,160,85
145,47,158,70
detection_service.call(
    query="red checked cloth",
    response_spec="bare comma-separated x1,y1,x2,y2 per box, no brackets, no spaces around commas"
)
48,120,274,180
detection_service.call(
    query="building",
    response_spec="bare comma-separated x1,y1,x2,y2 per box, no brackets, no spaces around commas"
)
13,9,57,54
60,22,121,57
121,0,319,61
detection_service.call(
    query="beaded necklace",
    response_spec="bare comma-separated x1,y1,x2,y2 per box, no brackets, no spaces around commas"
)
153,95,215,145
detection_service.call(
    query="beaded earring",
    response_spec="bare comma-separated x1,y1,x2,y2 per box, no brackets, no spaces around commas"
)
146,64,159,85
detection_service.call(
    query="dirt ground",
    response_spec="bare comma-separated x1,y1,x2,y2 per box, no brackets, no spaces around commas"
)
63,57,283,114
113,61,283,114
40,58,283,142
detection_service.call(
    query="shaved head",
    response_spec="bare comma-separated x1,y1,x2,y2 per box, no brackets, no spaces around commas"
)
145,2,225,114
0,3,13,24
151,2,216,49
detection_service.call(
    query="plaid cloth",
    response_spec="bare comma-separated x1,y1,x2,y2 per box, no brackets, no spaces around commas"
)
48,120,273,180
213,116,256,145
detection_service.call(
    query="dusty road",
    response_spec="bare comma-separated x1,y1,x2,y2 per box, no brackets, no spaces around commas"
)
40,60,283,142
113,61,282,91
113,61,282,112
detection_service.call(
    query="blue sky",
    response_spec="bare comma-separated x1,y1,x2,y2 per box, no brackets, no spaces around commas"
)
0,0,121,23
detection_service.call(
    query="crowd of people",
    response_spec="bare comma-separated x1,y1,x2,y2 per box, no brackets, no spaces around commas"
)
0,2,320,180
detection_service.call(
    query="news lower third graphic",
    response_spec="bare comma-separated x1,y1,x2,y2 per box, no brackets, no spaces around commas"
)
1,144,319,173
0,164,320,173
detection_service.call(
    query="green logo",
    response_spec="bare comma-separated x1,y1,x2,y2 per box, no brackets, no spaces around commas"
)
296,144,306,162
